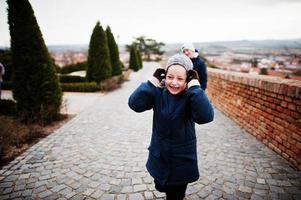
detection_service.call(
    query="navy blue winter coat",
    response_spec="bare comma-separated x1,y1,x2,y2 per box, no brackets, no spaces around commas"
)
128,81,214,186
191,55,208,90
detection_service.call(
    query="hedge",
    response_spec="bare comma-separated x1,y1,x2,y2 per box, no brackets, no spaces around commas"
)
59,75,86,83
60,82,100,92
2,72,129,93
59,62,87,74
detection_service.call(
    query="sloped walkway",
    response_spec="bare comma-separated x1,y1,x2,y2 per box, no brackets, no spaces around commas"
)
0,62,300,200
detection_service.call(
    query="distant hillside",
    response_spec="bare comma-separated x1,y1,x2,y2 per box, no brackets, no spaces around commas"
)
196,39,301,50
163,38,301,55
47,44,88,52
3,38,300,53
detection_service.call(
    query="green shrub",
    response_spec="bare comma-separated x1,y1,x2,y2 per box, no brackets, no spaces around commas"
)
61,82,100,92
106,26,122,76
59,75,86,83
129,46,140,71
60,62,87,74
0,99,17,115
87,22,112,83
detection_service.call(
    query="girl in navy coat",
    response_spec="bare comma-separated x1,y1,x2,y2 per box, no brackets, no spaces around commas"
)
128,54,214,199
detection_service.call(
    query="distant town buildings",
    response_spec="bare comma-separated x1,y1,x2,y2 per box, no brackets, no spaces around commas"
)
50,51,87,67
49,46,301,81
205,49,301,81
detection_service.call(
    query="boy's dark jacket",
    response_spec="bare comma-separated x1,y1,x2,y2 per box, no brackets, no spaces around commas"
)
191,54,207,90
128,81,214,186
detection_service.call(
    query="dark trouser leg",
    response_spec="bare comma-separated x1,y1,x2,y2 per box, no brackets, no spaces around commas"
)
165,184,187,200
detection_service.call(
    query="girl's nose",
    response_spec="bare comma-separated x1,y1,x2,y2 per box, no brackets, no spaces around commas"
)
171,79,177,85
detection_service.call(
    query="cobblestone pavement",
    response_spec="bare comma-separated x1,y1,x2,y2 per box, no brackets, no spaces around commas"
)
1,62,301,200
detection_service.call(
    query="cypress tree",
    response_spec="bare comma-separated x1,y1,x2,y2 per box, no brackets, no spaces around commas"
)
7,0,62,122
105,26,122,76
87,22,112,83
136,50,143,69
129,46,140,72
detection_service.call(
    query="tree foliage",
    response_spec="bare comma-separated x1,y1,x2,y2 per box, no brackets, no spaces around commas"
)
86,22,112,83
106,26,122,76
136,50,143,69
129,46,140,72
126,36,165,61
7,0,62,122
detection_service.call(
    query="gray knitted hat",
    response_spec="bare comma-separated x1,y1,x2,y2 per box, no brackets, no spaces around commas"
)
181,43,195,52
166,53,193,71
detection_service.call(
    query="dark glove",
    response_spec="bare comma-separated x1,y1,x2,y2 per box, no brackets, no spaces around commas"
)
153,68,166,82
187,70,200,83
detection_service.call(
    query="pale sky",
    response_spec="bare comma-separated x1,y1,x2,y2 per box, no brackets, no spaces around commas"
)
0,0,301,46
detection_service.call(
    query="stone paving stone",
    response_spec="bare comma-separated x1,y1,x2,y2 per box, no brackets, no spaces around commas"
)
38,190,52,198
257,178,266,184
133,184,147,192
144,191,153,199
14,184,26,192
0,181,14,188
83,188,95,196
121,185,133,193
1,62,301,199
50,184,67,193
153,191,165,198
2,187,13,195
116,194,127,200
129,193,144,200
100,193,115,200
64,191,77,199
0,194,10,200
198,188,211,198
250,193,265,200
99,183,111,191
120,178,132,186
91,190,104,199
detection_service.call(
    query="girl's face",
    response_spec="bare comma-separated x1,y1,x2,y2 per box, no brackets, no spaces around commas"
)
165,65,187,95
183,49,194,58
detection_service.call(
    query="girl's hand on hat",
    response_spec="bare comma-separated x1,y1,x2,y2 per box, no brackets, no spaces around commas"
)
153,68,166,82
187,70,201,89
187,70,199,83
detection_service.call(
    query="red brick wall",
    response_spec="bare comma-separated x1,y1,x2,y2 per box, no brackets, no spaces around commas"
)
206,68,301,170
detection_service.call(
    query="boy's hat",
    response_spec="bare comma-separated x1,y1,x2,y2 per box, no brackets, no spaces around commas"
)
166,53,193,71
181,43,195,52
